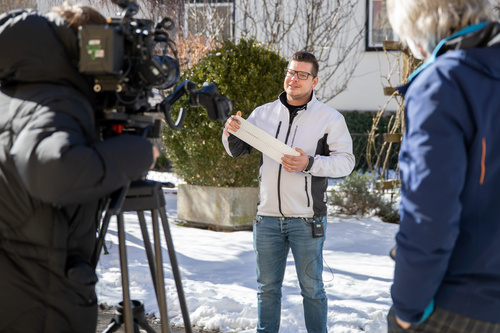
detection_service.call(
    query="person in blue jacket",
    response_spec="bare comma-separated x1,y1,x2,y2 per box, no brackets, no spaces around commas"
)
386,0,500,332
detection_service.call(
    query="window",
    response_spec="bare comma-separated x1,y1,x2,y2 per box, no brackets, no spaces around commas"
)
366,0,397,50
184,0,234,41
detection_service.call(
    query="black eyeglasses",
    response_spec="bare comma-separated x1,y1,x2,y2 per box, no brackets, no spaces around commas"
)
284,68,314,80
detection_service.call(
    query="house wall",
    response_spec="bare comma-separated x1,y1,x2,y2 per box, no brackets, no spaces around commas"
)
331,51,400,112
328,1,400,112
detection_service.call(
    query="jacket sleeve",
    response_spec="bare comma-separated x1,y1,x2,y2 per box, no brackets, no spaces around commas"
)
221,132,253,157
391,68,472,323
221,112,254,158
10,95,154,206
307,112,355,178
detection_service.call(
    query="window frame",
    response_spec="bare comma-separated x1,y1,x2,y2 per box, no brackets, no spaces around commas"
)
365,0,398,51
184,0,235,41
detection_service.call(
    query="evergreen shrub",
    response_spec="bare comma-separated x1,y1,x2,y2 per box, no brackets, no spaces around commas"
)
163,39,288,187
329,170,400,223
341,111,400,171
342,111,395,133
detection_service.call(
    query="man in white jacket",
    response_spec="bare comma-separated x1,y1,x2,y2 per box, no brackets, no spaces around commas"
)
222,51,355,333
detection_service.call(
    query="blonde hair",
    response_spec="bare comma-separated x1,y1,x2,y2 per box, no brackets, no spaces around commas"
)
50,2,106,33
387,0,495,55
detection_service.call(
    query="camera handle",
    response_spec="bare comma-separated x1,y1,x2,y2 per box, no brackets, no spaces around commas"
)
158,81,197,131
158,80,232,131
92,180,193,333
111,0,139,17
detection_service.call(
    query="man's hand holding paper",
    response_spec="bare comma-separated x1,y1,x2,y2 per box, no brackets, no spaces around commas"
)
224,112,305,170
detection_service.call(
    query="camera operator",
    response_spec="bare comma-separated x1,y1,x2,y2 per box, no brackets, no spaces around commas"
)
0,3,159,332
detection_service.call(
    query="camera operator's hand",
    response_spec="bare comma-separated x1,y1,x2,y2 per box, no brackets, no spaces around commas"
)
224,111,242,137
150,146,160,169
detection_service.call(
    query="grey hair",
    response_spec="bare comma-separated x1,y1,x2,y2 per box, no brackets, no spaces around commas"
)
387,0,495,55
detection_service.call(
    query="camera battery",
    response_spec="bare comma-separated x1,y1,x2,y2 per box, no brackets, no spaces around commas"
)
78,25,123,75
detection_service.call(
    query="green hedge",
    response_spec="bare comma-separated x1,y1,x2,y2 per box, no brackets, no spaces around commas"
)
342,111,400,171
163,39,288,187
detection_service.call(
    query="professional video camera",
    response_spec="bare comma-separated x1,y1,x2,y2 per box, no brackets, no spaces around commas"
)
78,0,231,137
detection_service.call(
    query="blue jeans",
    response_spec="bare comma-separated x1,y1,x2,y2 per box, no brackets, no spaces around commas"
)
253,216,328,333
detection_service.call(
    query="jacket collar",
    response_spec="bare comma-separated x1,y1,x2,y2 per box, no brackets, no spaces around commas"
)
278,90,318,110
398,22,500,95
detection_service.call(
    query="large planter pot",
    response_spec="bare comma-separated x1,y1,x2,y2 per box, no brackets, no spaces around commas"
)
177,184,259,231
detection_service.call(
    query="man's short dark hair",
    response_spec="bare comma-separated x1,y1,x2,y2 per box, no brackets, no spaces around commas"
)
290,51,319,77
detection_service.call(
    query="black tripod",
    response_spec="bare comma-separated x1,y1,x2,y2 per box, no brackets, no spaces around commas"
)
91,180,192,333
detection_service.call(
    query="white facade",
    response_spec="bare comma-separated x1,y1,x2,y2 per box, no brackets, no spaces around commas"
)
331,48,400,112
328,0,400,112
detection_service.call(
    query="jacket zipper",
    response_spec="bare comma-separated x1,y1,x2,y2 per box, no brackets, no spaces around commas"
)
276,121,284,216
278,114,296,216
275,121,282,138
290,125,299,147
305,176,311,207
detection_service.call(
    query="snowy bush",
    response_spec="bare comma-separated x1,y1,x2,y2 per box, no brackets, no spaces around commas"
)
329,171,400,223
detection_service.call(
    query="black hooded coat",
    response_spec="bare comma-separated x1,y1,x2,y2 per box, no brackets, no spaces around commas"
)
0,9,154,333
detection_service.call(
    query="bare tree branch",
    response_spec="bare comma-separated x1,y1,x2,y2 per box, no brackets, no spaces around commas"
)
236,0,364,102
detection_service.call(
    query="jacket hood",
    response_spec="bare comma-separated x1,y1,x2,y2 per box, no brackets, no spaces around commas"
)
399,22,500,95
0,9,94,98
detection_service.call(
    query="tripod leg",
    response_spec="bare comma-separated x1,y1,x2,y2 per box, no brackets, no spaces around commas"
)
93,185,130,268
159,208,193,333
92,211,113,269
102,318,121,333
137,211,158,290
152,209,171,333
117,213,135,333
138,210,172,333
134,307,159,333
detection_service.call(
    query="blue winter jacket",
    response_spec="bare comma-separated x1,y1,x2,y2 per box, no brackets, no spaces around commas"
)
392,22,500,324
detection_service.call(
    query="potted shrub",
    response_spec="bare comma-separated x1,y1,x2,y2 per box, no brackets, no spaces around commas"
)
163,39,288,230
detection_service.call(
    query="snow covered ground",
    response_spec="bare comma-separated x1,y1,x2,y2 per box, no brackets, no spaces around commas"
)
95,172,399,332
